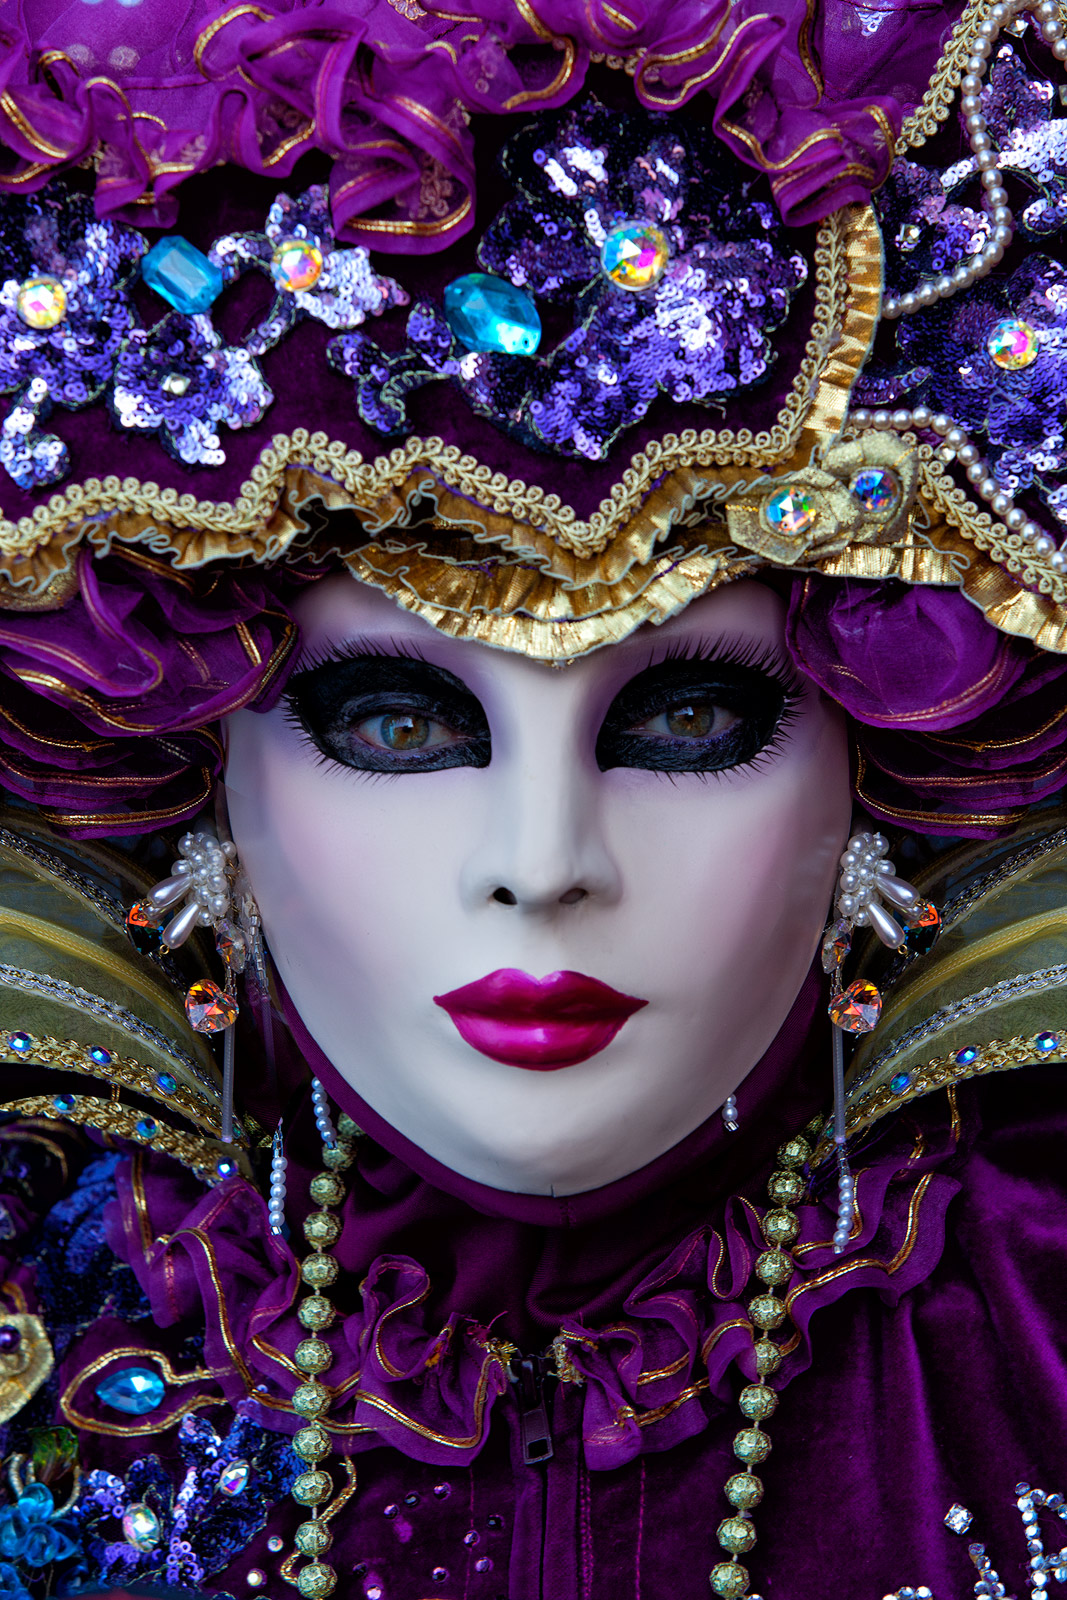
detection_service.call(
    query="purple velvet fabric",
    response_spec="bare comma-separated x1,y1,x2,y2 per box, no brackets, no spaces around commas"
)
0,0,953,234
66,965,1067,1597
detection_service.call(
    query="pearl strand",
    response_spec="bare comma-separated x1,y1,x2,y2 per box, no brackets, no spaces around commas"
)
848,406,1067,569
269,1125,287,1236
881,0,1067,320
310,1078,337,1149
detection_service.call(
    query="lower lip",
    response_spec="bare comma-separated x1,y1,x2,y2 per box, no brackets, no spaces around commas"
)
443,1012,634,1071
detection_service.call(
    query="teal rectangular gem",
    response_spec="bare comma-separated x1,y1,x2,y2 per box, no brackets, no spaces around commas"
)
142,236,223,314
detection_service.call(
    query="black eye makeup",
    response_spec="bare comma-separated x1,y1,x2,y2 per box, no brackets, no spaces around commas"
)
283,645,491,774
595,640,803,775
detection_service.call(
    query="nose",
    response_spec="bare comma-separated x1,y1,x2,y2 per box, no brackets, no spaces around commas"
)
461,737,621,915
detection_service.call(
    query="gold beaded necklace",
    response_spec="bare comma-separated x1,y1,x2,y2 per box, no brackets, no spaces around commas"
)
275,1108,823,1600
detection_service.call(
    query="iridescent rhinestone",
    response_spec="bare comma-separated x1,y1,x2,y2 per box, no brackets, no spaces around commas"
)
850,467,900,515
141,236,223,314
895,223,922,252
902,899,941,957
218,1460,250,1496
126,899,164,955
216,1157,238,1179
764,487,816,537
88,1046,113,1066
185,979,239,1034
272,238,324,294
161,371,191,396
600,221,670,291
215,919,248,972
986,317,1039,371
443,272,541,356
53,1093,76,1114
268,1537,284,1553
945,1504,973,1535
155,1071,177,1094
96,1366,165,1414
955,1046,978,1066
16,275,67,330
820,919,851,973
828,979,882,1034
7,1032,32,1054
889,1072,911,1094
122,1502,161,1551
1035,1030,1060,1052
136,1117,158,1141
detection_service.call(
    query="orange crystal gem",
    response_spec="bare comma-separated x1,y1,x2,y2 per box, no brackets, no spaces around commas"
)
902,899,941,957
185,979,238,1034
829,979,882,1034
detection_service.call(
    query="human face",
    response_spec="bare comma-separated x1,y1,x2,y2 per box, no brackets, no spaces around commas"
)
223,576,852,1195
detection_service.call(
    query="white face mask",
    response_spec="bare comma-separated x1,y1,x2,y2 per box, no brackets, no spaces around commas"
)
223,575,852,1196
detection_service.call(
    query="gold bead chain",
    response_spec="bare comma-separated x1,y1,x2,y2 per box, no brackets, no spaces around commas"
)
279,1110,362,1600
708,1121,822,1600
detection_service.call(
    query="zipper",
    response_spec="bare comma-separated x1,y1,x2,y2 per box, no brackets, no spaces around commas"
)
511,1352,555,1465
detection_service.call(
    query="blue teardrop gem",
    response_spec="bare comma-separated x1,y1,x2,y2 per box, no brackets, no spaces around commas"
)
96,1366,166,1415
443,273,541,356
142,237,223,315
889,1072,910,1095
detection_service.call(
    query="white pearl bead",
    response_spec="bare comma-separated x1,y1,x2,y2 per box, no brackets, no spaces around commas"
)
1053,36,1067,57
1034,534,1054,554
1050,551,1066,571
1006,508,1025,529
911,406,932,428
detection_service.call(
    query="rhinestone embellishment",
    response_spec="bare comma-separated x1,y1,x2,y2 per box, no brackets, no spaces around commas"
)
763,487,816,537
96,1366,166,1414
850,467,901,515
218,1459,251,1496
122,1502,161,1551
600,221,671,291
986,317,1039,371
828,979,883,1034
443,273,542,356
185,978,239,1034
272,239,324,294
16,276,68,329
141,236,224,315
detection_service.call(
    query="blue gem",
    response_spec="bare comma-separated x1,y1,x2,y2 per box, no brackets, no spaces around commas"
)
155,1072,177,1094
216,1158,238,1179
95,1366,166,1414
136,1117,158,1141
850,467,901,515
53,1093,76,1114
141,237,223,314
889,1072,911,1094
955,1046,978,1066
1035,1031,1060,1052
443,273,541,356
7,1032,32,1054
88,1046,112,1066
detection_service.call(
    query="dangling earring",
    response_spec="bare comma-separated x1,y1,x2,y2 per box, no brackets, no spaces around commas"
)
127,826,265,1144
722,1094,739,1133
821,830,940,1255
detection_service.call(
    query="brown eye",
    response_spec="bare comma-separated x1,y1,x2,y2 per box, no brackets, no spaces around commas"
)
635,702,740,740
372,712,430,750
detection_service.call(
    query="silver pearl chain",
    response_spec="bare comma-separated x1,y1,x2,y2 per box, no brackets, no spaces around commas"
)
881,0,1067,320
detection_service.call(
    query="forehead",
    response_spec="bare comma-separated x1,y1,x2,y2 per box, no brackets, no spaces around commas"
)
291,574,789,683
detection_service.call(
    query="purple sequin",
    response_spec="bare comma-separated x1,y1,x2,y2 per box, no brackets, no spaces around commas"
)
0,185,143,488
331,102,807,459
108,312,272,468
874,160,990,300
864,256,1067,528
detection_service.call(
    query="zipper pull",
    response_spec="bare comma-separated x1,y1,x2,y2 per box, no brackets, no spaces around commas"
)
513,1354,554,1465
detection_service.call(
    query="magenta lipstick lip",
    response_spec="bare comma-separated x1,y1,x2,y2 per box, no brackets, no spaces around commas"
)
433,968,647,1070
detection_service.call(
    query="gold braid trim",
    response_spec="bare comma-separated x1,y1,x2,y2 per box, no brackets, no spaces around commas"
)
0,1095,251,1182
899,0,993,149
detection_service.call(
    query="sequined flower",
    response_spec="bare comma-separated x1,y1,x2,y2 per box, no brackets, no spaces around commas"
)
942,45,1067,239
332,102,807,460
212,185,408,353
873,159,991,300
108,312,271,467
885,256,1067,526
67,1414,300,1592
0,186,143,488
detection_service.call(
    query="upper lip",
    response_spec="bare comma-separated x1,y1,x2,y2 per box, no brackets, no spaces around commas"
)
434,969,647,1022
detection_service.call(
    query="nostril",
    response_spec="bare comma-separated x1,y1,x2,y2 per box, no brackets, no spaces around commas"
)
492,887,518,906
559,887,587,906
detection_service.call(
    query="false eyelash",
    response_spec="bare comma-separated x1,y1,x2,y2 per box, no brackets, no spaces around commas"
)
644,634,805,698
286,636,431,678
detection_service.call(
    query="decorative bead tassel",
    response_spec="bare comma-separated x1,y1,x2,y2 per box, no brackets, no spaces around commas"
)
268,1125,287,1237
221,1023,236,1146
722,1094,739,1133
311,1078,337,1149
831,1026,855,1255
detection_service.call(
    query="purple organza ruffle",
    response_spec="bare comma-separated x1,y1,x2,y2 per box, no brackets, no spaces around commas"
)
0,548,304,833
785,576,1067,836
0,0,920,236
